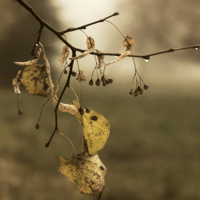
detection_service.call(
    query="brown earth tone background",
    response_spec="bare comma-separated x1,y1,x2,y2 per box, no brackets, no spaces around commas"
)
1,0,200,200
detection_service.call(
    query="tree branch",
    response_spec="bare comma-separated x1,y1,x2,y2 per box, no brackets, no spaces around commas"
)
16,0,199,60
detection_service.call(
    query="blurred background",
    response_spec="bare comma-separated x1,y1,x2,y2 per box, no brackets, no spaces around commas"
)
1,0,200,199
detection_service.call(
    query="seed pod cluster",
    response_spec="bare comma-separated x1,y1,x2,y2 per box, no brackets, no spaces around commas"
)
129,84,149,97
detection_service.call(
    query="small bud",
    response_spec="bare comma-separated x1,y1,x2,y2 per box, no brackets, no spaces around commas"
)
79,107,84,115
64,69,68,74
95,78,101,86
71,71,77,77
129,89,134,95
18,110,23,115
144,84,149,90
169,47,175,52
109,79,113,83
86,108,91,113
134,90,139,97
35,124,40,129
89,79,94,86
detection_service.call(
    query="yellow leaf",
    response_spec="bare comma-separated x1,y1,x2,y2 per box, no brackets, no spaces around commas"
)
17,43,54,97
59,45,69,67
14,48,42,66
95,49,104,69
59,152,107,199
51,84,78,114
22,64,53,97
104,35,134,67
70,37,95,60
72,100,110,156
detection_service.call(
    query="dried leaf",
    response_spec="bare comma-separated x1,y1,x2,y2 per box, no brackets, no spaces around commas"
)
76,70,86,82
104,35,134,67
16,43,54,97
59,152,107,199
14,48,42,66
51,85,78,114
59,45,69,67
70,37,95,60
95,49,104,69
123,35,134,50
22,64,53,97
72,100,110,156
12,70,22,94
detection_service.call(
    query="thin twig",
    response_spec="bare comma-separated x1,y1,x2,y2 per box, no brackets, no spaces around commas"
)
60,12,120,34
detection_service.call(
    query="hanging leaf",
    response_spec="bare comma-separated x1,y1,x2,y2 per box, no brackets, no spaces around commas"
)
14,43,54,97
51,84,78,114
76,70,86,82
123,35,134,50
72,100,110,156
104,35,134,67
12,70,22,94
59,45,69,67
14,48,42,66
70,37,95,60
95,49,104,69
59,152,107,199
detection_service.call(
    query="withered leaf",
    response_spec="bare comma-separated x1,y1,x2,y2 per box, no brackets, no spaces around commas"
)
14,48,42,66
76,70,86,82
59,152,107,199
19,43,54,97
104,35,134,67
59,45,69,67
123,35,134,50
72,100,110,156
70,37,95,60
51,84,78,114
12,70,22,94
95,49,104,69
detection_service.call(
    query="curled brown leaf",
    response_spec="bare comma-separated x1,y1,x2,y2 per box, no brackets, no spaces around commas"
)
59,45,69,67
104,35,134,67
95,49,104,69
14,48,42,66
70,37,95,60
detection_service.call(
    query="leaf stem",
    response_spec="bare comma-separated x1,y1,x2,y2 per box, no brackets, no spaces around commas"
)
56,130,76,157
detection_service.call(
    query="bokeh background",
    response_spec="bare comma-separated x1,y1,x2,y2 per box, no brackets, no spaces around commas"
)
1,0,200,200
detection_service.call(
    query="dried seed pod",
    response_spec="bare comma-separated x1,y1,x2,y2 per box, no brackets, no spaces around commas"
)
129,89,134,95
105,79,110,84
64,69,68,74
134,90,139,97
103,82,107,87
86,108,91,113
89,79,94,86
79,107,84,115
144,84,149,90
139,89,144,95
101,76,105,82
35,124,40,129
71,71,77,77
95,78,101,86
18,110,23,115
108,79,113,84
